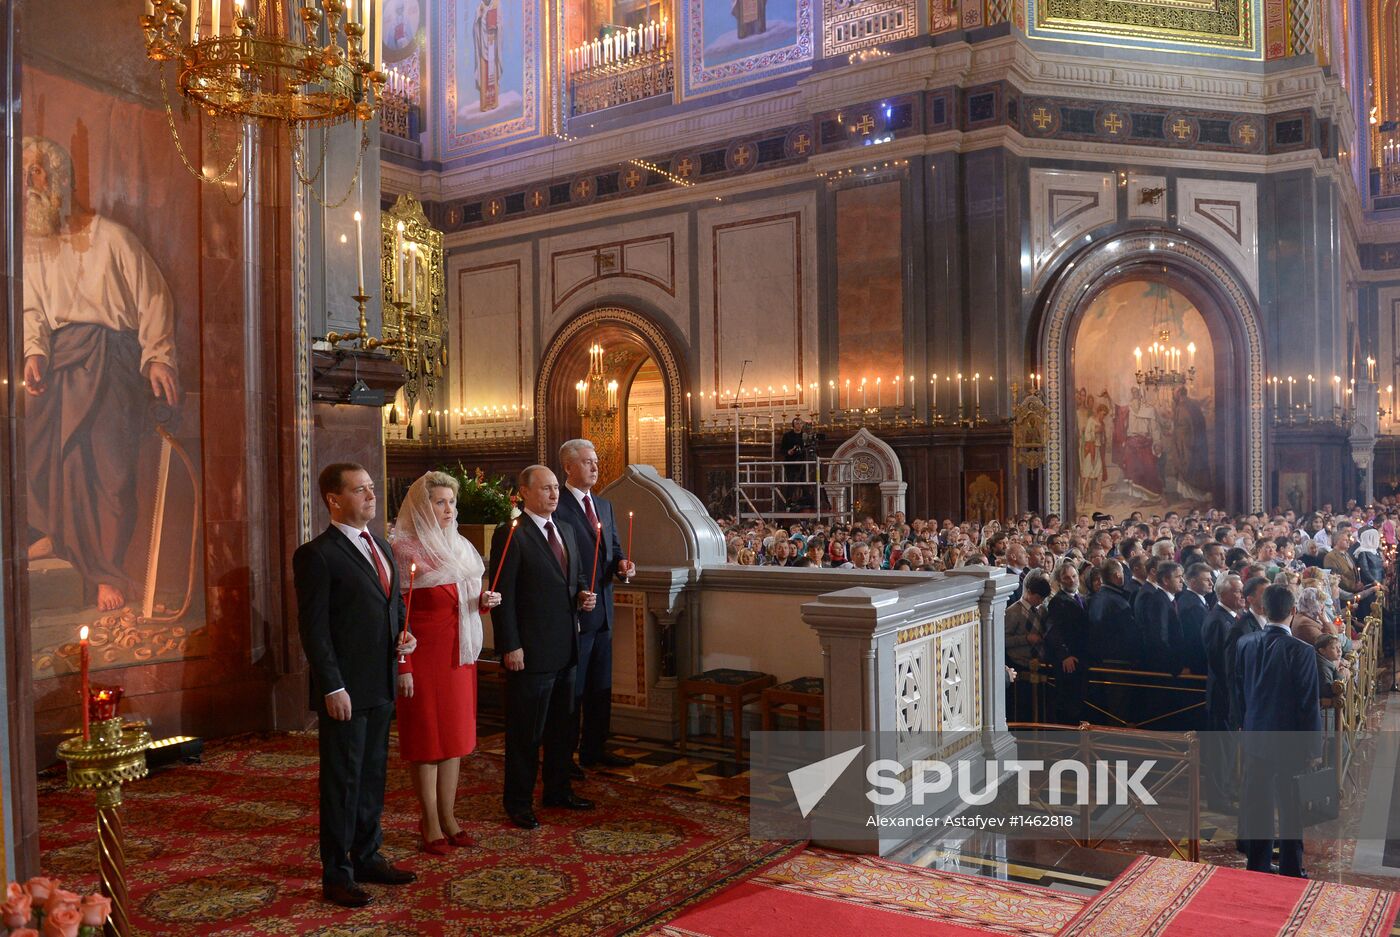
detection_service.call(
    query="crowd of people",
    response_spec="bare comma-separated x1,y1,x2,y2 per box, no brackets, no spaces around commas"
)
722,501,1396,877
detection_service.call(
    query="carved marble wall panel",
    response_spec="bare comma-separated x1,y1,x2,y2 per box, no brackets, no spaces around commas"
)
697,195,819,415
1176,178,1259,298
1027,0,1262,59
1127,173,1169,222
448,243,534,417
1029,169,1118,286
822,0,918,57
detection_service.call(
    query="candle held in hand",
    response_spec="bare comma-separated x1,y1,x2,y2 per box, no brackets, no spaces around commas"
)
489,519,518,594
399,562,416,663
79,625,90,742
589,521,602,593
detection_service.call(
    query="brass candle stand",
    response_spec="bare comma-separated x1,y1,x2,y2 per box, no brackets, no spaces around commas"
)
324,292,403,351
56,718,152,937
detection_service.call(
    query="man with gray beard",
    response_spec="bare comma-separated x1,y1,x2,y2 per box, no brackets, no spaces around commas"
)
22,136,178,611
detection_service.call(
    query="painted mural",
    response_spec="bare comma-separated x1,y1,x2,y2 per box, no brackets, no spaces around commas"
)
1070,280,1217,519
680,0,815,98
441,0,546,159
1027,0,1263,59
21,24,209,677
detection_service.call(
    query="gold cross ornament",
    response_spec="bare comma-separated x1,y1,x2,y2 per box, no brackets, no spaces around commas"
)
531,190,545,208
675,157,694,177
1032,107,1053,130
1171,118,1192,140
625,169,642,188
575,178,592,198
1102,112,1123,134
793,132,812,154
854,113,875,134
733,145,752,166
1238,123,1257,144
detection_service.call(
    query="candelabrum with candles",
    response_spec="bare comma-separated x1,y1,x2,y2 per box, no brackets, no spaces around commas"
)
56,687,150,937
1132,335,1196,387
140,0,385,190
567,18,674,116
1267,373,1360,429
379,65,417,138
576,343,621,440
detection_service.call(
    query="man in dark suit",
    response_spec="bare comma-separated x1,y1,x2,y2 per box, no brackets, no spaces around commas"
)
1174,562,1213,676
1234,584,1322,877
489,465,598,830
555,438,636,772
1134,561,1183,675
1201,573,1245,810
1042,560,1093,724
1087,559,1138,664
1225,576,1269,731
294,463,417,908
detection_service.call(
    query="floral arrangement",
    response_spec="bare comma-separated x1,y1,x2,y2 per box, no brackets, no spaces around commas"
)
2,879,109,936
443,465,518,525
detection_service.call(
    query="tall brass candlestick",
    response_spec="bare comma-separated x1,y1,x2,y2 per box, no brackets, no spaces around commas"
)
57,718,151,937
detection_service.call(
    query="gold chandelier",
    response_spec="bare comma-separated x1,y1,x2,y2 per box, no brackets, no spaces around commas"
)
576,343,620,421
140,0,386,188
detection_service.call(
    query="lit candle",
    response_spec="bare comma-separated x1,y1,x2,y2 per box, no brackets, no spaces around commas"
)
627,510,635,562
957,372,963,412
589,522,603,592
876,377,882,408
79,626,90,742
409,243,419,307
930,374,938,416
488,520,519,594
1369,356,1377,383
1288,376,1295,410
353,210,365,295
1308,374,1315,411
1333,375,1341,411
1134,347,1142,370
191,0,201,41
212,0,221,35
394,221,405,301
844,379,851,409
861,378,867,409
1271,377,1278,410
1187,342,1196,369
974,372,981,409
576,380,587,411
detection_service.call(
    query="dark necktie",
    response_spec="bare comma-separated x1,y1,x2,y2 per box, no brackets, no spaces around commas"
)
544,520,567,574
583,493,599,528
1075,594,1085,610
360,531,390,596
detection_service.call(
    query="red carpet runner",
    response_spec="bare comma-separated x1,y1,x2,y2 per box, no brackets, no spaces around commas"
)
636,849,1091,937
1060,855,1400,937
37,732,801,935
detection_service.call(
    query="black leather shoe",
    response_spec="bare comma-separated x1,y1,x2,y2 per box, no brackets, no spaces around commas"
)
353,860,415,886
569,763,586,781
596,752,635,767
323,883,372,908
543,793,595,810
508,811,540,830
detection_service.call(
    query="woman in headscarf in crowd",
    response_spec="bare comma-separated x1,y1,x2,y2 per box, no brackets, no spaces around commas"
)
1356,527,1385,590
390,471,499,854
1293,585,1328,645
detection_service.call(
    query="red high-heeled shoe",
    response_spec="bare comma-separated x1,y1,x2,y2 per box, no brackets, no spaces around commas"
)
419,818,449,856
445,828,475,848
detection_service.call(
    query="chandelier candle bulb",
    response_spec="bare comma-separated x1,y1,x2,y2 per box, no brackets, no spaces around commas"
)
1288,377,1294,410
876,377,882,409
957,373,963,412
861,378,867,409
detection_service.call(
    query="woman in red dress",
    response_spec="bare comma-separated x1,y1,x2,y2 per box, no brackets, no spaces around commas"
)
390,471,500,854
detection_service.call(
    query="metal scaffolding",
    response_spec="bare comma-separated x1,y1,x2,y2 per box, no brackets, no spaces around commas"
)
731,412,853,525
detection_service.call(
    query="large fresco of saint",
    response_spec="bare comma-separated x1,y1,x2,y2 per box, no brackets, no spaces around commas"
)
441,0,545,159
1070,280,1217,518
679,0,814,98
21,31,209,678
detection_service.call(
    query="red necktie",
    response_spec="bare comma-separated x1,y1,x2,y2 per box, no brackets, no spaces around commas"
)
360,531,390,596
544,520,567,574
583,493,599,528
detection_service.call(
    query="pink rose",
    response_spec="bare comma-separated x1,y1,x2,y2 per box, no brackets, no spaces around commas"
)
23,879,54,903
78,894,111,928
41,905,81,937
43,889,80,914
6,883,27,902
11,930,39,937
1,891,33,929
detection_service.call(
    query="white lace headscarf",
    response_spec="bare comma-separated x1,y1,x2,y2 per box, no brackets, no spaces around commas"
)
389,472,484,665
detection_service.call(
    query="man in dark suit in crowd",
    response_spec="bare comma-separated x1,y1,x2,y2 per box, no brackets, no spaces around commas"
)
555,439,637,773
1226,576,1270,731
490,465,598,830
1043,560,1093,724
1235,584,1322,877
1201,573,1245,810
1174,562,1213,675
1087,559,1138,664
1134,561,1184,675
295,463,418,908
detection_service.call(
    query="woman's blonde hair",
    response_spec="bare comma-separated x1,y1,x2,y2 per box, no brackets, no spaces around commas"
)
423,470,460,496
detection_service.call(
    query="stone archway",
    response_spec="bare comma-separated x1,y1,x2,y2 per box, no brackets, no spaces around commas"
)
536,306,687,485
832,428,907,519
1037,231,1265,518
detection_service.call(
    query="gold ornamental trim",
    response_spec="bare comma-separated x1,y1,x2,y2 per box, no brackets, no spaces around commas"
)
897,608,980,645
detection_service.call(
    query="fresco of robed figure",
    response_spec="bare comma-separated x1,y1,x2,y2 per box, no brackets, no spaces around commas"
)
21,55,207,678
1070,280,1217,519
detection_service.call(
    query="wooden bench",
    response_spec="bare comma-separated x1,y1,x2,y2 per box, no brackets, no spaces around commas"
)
760,676,825,731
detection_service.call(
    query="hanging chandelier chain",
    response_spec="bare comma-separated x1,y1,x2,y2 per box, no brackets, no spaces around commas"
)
290,123,371,209
160,69,245,187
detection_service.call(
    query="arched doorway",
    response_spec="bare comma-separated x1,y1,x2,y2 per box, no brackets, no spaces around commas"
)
831,428,907,520
536,307,686,487
1037,232,1265,518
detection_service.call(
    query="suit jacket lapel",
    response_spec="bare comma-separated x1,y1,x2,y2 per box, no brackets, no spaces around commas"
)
327,526,389,600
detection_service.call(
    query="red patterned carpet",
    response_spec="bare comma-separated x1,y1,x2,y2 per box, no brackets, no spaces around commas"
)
37,732,801,936
638,849,1092,937
1061,855,1400,937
